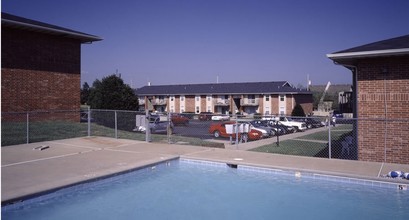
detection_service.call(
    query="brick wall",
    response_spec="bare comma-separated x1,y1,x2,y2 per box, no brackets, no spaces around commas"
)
2,69,81,112
175,96,180,113
1,27,82,121
356,56,409,164
2,28,81,74
201,95,207,113
294,94,314,115
271,95,279,115
285,95,293,115
185,95,195,112
258,95,264,114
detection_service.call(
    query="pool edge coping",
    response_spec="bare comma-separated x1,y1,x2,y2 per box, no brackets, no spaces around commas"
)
180,156,409,189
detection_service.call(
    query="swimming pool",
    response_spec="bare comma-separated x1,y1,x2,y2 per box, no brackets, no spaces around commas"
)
2,159,408,220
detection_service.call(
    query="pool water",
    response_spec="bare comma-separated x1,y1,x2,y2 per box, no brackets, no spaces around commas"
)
2,159,409,220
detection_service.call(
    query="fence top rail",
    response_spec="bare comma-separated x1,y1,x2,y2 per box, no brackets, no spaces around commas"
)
1,110,83,115
2,110,409,122
90,109,143,114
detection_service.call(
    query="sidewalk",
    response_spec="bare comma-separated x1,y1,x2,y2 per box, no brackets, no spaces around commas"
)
2,136,409,205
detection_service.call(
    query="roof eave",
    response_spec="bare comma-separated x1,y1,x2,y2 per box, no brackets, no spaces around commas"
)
327,48,409,67
327,48,409,60
2,19,103,43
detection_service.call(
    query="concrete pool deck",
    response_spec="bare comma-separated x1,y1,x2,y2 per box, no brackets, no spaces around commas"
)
2,136,409,204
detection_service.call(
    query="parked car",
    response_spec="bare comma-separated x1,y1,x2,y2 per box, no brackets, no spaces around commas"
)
273,121,296,134
199,112,213,121
332,110,343,118
208,121,263,141
180,112,195,119
261,115,275,121
248,121,276,137
133,115,174,134
331,110,344,126
211,114,230,121
293,117,325,129
171,114,189,126
253,120,286,135
273,116,307,132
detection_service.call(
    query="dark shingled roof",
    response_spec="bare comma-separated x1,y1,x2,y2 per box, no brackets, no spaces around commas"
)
136,81,310,96
332,34,409,54
1,12,102,43
327,34,409,66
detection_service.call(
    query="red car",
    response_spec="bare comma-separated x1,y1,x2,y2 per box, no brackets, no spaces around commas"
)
199,112,213,121
171,114,189,126
208,121,263,141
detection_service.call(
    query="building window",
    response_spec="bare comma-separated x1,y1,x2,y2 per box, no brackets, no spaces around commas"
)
280,95,285,101
265,95,269,101
196,106,199,113
181,96,184,101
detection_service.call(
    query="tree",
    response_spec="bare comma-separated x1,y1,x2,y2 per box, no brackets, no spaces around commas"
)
291,104,305,117
88,74,138,110
80,82,91,105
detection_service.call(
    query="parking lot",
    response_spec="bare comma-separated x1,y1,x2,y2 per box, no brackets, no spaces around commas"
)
173,120,214,139
171,117,325,141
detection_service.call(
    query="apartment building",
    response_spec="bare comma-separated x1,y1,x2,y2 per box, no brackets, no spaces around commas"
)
136,81,313,116
1,13,101,118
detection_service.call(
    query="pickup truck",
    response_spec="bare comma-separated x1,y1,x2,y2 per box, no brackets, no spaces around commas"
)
262,116,306,132
133,115,173,134
276,117,306,132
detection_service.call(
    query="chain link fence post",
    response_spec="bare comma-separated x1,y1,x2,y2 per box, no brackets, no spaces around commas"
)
145,111,151,142
87,107,91,137
114,111,118,139
328,116,332,159
235,115,239,149
26,113,30,144
167,112,171,144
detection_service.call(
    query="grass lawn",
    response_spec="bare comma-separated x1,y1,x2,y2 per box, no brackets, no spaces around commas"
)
251,140,327,157
1,121,89,146
1,121,224,148
251,124,354,157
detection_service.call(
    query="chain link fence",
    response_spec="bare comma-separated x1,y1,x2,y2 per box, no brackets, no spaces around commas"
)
2,110,408,164
1,110,87,146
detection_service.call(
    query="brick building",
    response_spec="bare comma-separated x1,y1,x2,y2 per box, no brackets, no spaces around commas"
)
1,13,101,118
328,35,409,164
136,81,313,116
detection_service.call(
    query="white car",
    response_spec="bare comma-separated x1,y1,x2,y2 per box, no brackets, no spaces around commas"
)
211,114,230,121
261,116,306,132
276,116,307,132
261,115,275,121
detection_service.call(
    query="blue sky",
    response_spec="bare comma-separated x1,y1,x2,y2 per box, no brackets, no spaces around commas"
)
3,0,409,89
